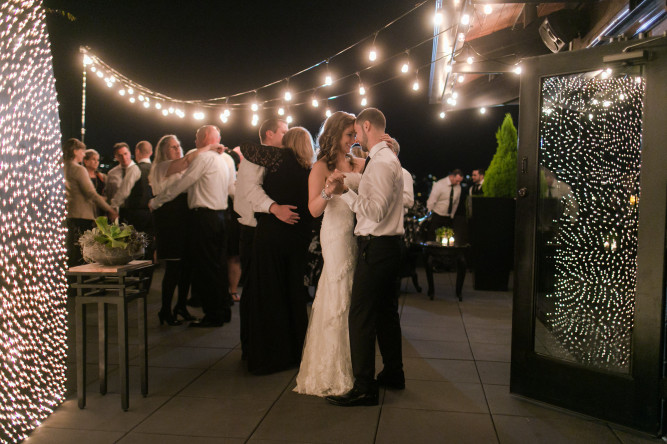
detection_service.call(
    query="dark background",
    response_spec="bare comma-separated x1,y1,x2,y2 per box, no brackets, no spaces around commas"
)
44,0,518,185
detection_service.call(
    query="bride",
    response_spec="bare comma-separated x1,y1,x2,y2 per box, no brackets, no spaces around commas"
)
294,111,365,396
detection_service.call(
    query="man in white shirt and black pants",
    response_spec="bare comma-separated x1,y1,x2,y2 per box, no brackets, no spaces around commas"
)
326,108,405,407
150,125,232,327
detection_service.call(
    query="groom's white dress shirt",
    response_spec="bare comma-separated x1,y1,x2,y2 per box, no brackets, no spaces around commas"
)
340,141,404,237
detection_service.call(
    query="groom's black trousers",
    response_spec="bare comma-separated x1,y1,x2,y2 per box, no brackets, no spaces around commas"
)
349,235,403,392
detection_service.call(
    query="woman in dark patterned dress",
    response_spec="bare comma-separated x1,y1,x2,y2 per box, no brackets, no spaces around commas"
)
241,127,315,375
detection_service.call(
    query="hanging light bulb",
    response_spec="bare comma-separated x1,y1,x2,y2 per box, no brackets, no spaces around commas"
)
466,56,474,65
252,114,259,126
127,87,134,95
286,115,293,124
457,33,466,42
480,107,486,114
168,107,174,114
452,92,459,99
401,62,409,73
251,102,259,112
439,111,446,119
361,97,368,106
82,54,93,66
129,97,136,103
458,75,465,83
193,111,205,120
514,65,522,75
434,10,444,25
223,108,230,117
412,74,420,91
278,107,285,116
118,89,126,96
176,109,185,118
312,98,319,107
142,101,150,109
138,95,145,101
461,13,470,25
325,74,332,86
90,66,97,72
219,112,228,123
325,109,332,118
369,48,377,61
284,90,292,101
359,85,366,95
484,5,493,15
162,109,169,116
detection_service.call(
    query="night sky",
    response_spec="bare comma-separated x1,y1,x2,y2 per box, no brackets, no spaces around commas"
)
44,0,519,181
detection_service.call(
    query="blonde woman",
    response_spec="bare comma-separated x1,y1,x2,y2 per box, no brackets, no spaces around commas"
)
240,127,315,375
149,135,220,326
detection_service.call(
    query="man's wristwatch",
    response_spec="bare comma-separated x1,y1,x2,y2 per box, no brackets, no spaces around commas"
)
321,188,333,200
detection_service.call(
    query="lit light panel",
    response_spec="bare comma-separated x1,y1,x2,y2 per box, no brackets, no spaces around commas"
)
0,1,68,441
537,70,645,372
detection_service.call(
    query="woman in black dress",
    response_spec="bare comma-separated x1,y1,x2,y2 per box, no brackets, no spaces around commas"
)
149,135,217,325
241,127,315,375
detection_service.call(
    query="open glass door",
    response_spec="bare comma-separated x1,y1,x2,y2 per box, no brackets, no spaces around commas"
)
512,37,667,435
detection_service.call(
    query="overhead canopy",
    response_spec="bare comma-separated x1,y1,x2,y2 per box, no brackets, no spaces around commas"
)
429,0,667,111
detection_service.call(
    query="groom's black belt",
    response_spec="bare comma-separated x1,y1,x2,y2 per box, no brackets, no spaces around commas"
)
356,234,402,242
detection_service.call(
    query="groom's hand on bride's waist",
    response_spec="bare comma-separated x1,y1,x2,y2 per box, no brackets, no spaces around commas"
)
270,203,300,225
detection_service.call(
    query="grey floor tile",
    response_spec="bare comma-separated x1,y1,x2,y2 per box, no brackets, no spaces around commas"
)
476,361,511,385
211,348,245,371
129,345,232,369
470,342,511,362
135,396,268,438
251,395,380,443
612,428,665,443
118,432,244,443
376,408,498,444
484,385,594,420
23,427,125,443
403,357,480,383
493,414,619,444
384,379,488,413
39,395,170,431
180,368,295,400
466,326,512,345
401,323,468,342
85,365,204,397
403,338,473,360
400,311,462,328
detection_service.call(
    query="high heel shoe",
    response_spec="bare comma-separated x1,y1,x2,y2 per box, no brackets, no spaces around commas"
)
158,310,182,326
173,305,195,321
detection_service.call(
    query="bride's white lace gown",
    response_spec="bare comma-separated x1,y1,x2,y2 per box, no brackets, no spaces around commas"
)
294,173,361,396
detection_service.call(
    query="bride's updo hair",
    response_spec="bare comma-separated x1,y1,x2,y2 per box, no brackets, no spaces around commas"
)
316,111,356,171
283,127,315,169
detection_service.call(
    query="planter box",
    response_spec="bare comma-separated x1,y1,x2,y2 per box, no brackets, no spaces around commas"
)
471,197,515,291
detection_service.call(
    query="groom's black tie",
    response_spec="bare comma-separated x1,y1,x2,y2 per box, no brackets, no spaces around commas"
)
362,156,371,175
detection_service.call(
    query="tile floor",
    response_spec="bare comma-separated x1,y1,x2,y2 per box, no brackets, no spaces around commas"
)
24,267,665,443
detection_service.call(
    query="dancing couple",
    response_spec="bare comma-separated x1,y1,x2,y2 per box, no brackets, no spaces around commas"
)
294,108,406,406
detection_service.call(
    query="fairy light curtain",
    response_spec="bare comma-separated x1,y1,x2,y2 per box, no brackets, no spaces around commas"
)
534,68,645,373
0,1,68,441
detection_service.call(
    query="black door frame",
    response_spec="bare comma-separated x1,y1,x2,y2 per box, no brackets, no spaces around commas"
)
511,36,667,435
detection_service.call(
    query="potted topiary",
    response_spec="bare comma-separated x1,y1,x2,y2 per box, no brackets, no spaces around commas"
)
471,113,517,291
78,216,147,265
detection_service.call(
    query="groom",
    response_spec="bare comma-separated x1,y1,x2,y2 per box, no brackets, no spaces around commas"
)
325,107,405,406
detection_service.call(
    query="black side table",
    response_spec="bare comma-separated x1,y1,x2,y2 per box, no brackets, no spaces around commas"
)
67,260,155,411
416,242,469,301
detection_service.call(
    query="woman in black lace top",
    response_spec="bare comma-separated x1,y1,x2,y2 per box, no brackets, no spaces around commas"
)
240,127,315,375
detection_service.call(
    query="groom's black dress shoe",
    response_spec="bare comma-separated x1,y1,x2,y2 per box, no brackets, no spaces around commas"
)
325,387,379,407
377,370,405,390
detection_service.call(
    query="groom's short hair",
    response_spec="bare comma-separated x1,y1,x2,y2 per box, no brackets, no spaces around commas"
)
356,108,386,132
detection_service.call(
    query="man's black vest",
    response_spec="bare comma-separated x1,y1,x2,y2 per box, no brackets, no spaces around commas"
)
124,162,153,209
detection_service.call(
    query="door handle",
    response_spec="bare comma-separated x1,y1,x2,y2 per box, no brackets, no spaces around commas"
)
518,187,528,198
